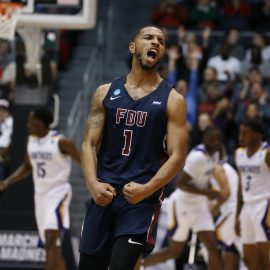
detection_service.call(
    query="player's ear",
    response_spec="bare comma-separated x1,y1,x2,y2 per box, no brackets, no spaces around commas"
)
129,42,135,54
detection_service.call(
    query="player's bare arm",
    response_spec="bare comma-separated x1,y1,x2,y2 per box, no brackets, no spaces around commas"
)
81,84,116,206
211,164,230,216
234,151,243,236
0,153,32,191
177,170,222,200
59,138,81,164
123,90,188,204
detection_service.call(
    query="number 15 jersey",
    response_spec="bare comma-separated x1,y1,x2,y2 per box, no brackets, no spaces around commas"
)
97,76,172,186
27,130,72,194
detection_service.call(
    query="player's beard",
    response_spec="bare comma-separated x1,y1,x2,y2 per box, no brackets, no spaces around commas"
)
135,50,162,70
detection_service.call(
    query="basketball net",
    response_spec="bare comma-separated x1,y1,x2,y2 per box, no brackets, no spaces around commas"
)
0,3,23,40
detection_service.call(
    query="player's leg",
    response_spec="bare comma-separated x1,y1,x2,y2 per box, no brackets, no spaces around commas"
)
223,245,240,270
197,231,222,270
215,213,240,270
239,202,258,269
34,192,67,270
78,253,110,270
109,234,146,270
243,244,257,270
256,200,270,269
257,242,270,270
45,229,65,270
143,239,185,267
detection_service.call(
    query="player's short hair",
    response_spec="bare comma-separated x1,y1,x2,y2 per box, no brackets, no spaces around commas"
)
32,108,53,126
131,25,165,41
241,118,263,134
203,125,221,138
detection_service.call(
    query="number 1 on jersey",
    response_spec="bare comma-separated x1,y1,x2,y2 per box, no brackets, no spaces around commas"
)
122,129,133,156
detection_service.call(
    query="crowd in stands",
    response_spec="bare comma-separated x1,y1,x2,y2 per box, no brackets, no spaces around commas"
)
0,29,79,102
150,0,270,162
151,0,270,31
0,28,78,177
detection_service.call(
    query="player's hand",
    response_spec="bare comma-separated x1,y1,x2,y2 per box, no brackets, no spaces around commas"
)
88,181,116,206
206,189,223,200
210,204,220,217
123,182,147,204
235,217,241,237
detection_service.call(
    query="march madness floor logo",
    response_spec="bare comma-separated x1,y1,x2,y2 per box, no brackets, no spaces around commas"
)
0,230,45,268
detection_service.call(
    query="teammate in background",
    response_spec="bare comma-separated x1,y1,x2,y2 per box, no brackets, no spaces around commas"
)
0,108,80,270
79,26,188,270
142,126,224,270
235,118,270,270
211,157,241,270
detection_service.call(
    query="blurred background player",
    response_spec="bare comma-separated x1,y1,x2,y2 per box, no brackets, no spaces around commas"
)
0,108,80,270
142,125,224,270
211,151,243,270
0,99,13,180
235,118,270,270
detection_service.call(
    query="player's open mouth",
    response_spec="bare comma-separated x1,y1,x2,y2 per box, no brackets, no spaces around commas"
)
147,49,157,60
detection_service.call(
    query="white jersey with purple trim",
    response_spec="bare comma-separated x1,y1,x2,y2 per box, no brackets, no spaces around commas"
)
27,130,72,194
235,142,270,203
178,144,219,203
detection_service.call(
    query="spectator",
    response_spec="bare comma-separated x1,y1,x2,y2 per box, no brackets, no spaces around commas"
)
190,0,220,29
174,26,209,75
211,27,245,60
189,112,213,148
245,32,270,62
198,67,230,102
167,43,200,130
207,43,241,82
241,44,270,79
235,81,270,124
0,40,16,102
244,102,270,138
166,44,190,82
222,0,251,30
151,0,188,29
237,67,264,103
0,99,13,180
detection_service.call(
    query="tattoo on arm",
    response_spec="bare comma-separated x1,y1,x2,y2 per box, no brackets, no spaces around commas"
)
87,91,105,129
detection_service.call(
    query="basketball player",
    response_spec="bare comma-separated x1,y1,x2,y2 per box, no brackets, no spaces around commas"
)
79,26,188,270
211,159,241,270
235,118,270,270
142,126,223,270
0,108,80,270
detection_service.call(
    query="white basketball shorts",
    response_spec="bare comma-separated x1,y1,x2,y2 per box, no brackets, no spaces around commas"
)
240,198,270,244
167,195,215,242
34,183,72,243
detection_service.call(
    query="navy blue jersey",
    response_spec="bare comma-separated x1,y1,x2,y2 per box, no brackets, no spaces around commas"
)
97,76,172,185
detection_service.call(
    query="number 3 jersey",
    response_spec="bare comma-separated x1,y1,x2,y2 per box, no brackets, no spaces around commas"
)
27,130,72,194
97,76,172,186
235,142,270,203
